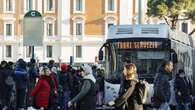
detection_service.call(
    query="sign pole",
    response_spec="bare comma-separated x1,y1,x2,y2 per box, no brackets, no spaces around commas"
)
31,46,34,59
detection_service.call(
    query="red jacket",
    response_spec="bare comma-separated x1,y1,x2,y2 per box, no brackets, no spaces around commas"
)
30,73,57,108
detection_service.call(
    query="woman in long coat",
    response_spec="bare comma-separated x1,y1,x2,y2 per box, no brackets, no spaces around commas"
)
68,64,96,110
29,67,57,109
109,63,143,110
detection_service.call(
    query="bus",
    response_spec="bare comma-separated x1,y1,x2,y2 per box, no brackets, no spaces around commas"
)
98,24,195,109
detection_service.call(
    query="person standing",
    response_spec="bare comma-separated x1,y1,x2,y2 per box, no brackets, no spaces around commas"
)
13,59,28,110
153,61,173,110
68,64,96,110
174,69,192,110
59,64,73,110
27,58,39,107
108,63,143,110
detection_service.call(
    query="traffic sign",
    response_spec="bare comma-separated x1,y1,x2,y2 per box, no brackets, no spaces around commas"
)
23,10,43,46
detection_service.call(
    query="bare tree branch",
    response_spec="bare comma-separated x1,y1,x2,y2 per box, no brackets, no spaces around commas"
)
189,28,195,36
163,17,170,26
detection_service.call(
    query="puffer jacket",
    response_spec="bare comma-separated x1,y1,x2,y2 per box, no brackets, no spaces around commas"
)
153,68,171,103
29,74,57,108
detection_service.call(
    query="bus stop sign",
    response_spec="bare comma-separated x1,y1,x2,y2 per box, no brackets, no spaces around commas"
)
23,10,43,46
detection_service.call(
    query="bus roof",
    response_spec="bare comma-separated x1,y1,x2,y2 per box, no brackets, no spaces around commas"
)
107,24,191,46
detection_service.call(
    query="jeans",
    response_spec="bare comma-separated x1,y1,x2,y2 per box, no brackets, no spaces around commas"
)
176,103,190,110
153,102,170,110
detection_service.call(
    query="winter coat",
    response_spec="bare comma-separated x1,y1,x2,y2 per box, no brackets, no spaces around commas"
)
70,79,96,110
29,74,57,108
0,67,14,96
153,68,171,103
59,70,73,91
28,64,39,84
14,66,28,89
95,75,104,92
174,75,192,104
115,75,143,110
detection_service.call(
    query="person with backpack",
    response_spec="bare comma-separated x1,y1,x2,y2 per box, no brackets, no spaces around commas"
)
153,60,173,110
13,59,29,110
174,69,192,110
67,64,96,110
108,63,143,110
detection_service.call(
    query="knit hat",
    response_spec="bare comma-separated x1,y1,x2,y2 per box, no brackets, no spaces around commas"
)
30,58,36,64
178,69,185,74
61,63,68,70
82,64,92,75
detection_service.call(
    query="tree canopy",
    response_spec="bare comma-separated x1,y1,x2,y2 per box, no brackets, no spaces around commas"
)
147,0,195,35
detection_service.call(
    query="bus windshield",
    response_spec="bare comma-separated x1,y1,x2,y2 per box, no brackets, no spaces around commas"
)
104,40,170,83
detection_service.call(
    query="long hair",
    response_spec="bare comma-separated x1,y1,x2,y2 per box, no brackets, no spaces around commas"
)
125,63,137,80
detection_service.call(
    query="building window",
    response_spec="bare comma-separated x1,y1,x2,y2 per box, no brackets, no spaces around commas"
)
104,16,116,35
76,45,82,58
5,24,13,36
46,0,54,12
108,23,114,30
5,0,13,12
106,0,116,13
74,0,84,13
182,22,188,34
76,0,82,11
6,45,12,58
46,23,54,36
47,45,52,58
108,0,114,11
26,46,32,58
24,0,34,12
76,23,82,35
73,16,85,36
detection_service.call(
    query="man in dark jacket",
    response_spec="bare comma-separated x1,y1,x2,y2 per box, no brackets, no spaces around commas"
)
59,64,73,110
27,58,39,106
174,69,192,110
0,61,8,109
153,60,173,110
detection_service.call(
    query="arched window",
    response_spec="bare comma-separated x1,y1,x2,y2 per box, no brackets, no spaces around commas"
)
72,16,85,36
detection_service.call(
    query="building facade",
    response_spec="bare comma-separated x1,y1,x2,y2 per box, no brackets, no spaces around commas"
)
0,0,194,64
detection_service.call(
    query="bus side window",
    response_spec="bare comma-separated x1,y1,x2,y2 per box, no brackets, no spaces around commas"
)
171,49,178,64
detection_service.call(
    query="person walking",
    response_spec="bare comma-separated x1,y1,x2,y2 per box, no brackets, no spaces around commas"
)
108,63,143,110
29,67,58,110
153,60,173,110
174,69,192,110
68,64,96,110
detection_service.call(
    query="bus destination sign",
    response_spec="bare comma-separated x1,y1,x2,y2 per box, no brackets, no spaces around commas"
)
117,41,161,49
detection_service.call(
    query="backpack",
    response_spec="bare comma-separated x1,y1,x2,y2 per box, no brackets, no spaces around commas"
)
5,76,14,86
134,80,150,104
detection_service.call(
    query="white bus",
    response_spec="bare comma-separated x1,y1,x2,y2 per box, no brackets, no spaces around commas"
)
98,24,195,109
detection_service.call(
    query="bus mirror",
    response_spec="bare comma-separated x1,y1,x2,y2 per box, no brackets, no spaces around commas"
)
99,50,103,60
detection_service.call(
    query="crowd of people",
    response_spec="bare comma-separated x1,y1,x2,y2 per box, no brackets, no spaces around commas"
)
0,59,105,110
0,59,194,110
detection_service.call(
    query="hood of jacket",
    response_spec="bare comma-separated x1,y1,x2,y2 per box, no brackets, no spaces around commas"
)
84,73,96,83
